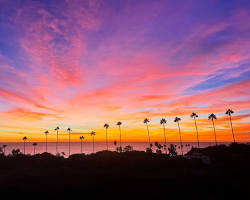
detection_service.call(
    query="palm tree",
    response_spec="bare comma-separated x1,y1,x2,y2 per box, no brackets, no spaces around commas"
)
208,113,217,146
104,123,109,150
22,136,27,154
67,128,72,156
174,117,183,155
226,109,236,143
2,144,7,155
190,112,200,148
144,118,151,148
44,130,49,152
54,126,60,154
160,118,167,153
113,140,117,151
80,136,84,153
90,131,96,153
116,121,122,152
32,142,38,154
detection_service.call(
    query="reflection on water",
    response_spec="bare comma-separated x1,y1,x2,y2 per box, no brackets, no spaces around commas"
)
0,142,231,157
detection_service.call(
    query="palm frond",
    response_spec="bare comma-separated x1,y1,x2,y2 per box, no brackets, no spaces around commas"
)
160,118,167,124
144,118,150,124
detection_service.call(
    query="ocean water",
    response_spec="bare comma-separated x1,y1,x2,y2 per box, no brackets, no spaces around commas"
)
0,141,232,157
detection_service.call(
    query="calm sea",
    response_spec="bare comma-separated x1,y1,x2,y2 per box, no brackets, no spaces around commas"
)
0,141,232,157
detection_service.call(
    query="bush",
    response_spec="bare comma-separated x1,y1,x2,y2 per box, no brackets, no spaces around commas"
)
124,145,133,152
168,144,177,157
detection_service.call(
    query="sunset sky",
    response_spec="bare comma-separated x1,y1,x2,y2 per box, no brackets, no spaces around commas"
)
0,0,250,143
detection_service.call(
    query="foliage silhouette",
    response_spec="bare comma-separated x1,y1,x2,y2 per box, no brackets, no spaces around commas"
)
0,143,249,196
2,144,7,155
32,142,38,154
22,136,27,154
226,109,235,143
44,130,49,152
67,128,72,156
208,113,218,146
160,118,167,153
168,144,178,157
104,123,110,150
144,118,151,148
80,136,84,153
116,121,122,152
54,126,60,154
123,145,133,152
174,117,183,155
90,131,96,153
190,112,199,148
155,142,163,154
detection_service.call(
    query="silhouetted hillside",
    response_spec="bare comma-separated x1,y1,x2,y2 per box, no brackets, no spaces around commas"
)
0,143,249,197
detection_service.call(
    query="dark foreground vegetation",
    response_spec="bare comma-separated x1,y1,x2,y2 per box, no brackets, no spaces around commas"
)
0,143,249,197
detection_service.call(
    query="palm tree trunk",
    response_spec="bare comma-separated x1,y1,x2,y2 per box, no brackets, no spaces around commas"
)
92,136,95,153
119,126,122,151
24,141,25,154
229,115,236,143
46,134,48,152
194,118,200,148
146,124,151,147
177,122,183,155
163,124,167,154
106,129,108,151
212,119,217,146
56,130,58,155
68,132,70,156
81,139,83,153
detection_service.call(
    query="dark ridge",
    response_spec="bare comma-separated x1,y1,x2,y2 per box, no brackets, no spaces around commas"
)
0,143,249,197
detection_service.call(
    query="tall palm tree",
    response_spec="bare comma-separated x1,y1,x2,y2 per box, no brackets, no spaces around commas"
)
67,128,72,156
22,136,27,154
190,112,200,148
80,136,84,153
208,113,217,146
2,144,7,155
32,142,38,154
104,123,109,150
44,130,49,152
116,121,122,152
113,140,117,151
143,118,151,148
226,109,236,143
160,118,167,153
174,117,183,155
90,131,96,153
54,126,60,154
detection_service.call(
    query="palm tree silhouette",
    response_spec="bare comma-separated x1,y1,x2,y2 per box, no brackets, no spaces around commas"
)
144,118,151,148
174,117,183,155
2,144,7,155
160,118,167,153
80,136,84,153
44,130,49,152
90,131,96,153
22,136,27,154
208,113,217,146
190,112,200,148
54,126,60,154
104,123,109,151
32,142,37,154
226,109,236,143
67,128,72,156
116,121,122,152
113,140,117,151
